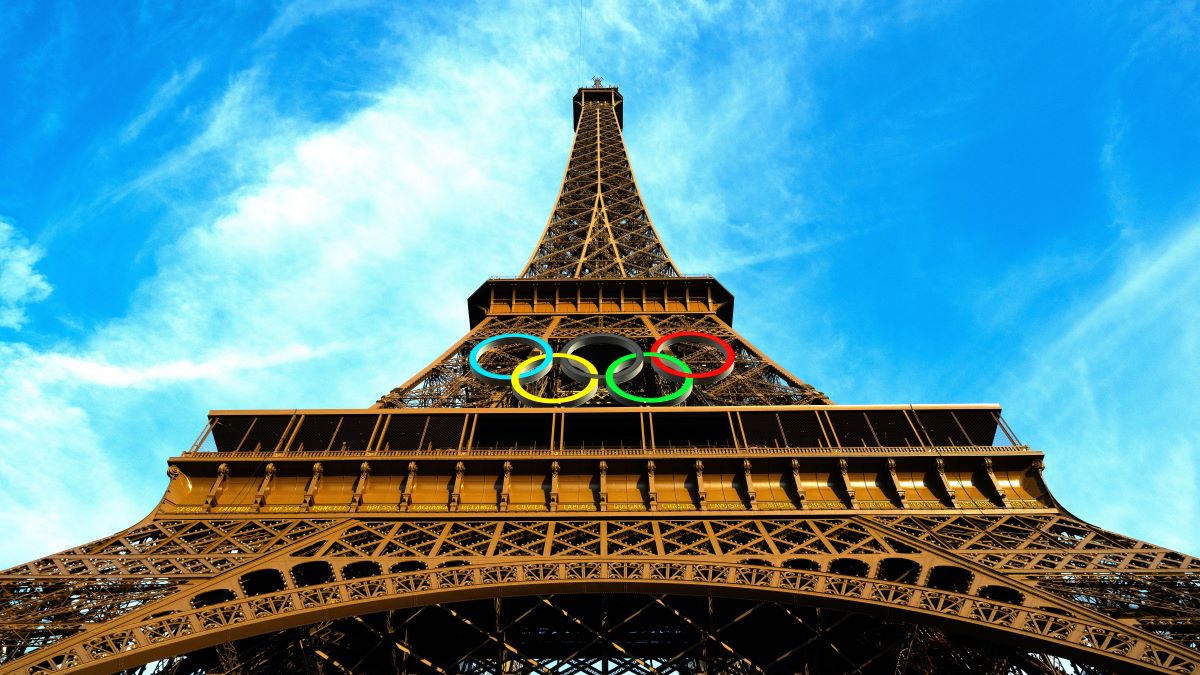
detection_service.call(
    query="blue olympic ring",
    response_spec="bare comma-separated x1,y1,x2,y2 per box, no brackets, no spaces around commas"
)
468,333,554,382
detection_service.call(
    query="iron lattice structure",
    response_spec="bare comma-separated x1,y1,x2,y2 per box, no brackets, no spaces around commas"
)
376,85,828,410
2,84,1198,675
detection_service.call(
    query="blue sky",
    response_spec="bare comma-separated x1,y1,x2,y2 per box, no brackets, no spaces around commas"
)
0,1,1197,567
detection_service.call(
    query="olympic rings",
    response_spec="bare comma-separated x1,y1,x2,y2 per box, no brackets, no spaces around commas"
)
467,330,736,407
650,331,736,383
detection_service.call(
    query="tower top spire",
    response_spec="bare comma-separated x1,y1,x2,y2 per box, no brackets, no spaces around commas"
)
592,76,603,87
524,85,673,279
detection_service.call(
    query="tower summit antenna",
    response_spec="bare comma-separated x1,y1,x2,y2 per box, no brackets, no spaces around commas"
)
592,75,603,87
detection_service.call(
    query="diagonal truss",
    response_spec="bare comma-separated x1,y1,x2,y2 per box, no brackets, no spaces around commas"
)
106,595,1114,674
521,88,678,279
376,83,827,409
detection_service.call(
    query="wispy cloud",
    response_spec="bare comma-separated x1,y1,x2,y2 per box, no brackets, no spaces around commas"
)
256,0,379,45
34,344,333,388
119,60,204,144
1003,217,1200,553
116,67,286,205
975,251,1102,329
0,220,52,330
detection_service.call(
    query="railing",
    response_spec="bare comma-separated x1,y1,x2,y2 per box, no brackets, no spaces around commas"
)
189,408,1023,457
181,443,1032,459
485,274,715,281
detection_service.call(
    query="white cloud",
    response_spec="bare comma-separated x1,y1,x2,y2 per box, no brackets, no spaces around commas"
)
0,343,140,560
0,220,52,330
34,344,332,388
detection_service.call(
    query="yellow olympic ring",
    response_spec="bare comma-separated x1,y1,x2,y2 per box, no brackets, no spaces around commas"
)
511,353,599,406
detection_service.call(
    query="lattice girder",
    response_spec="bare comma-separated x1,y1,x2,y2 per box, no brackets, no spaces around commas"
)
126,595,1118,674
4,512,1199,674
522,92,677,280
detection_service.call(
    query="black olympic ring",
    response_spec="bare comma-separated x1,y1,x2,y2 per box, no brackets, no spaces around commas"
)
559,333,645,384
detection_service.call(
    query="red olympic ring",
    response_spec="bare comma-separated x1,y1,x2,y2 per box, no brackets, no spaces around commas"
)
649,331,736,381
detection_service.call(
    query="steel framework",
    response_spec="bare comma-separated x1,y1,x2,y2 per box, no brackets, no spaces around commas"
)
2,82,1197,674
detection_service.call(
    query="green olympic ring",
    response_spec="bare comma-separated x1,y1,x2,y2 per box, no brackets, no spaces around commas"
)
606,352,693,406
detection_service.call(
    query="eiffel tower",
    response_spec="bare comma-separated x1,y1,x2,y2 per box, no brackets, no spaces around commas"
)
2,81,1198,675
